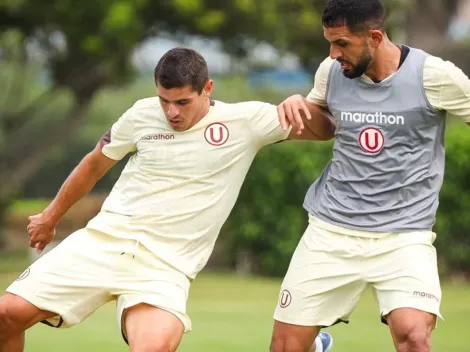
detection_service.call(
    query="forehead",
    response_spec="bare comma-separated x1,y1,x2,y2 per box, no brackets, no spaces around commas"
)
323,26,362,42
157,84,198,101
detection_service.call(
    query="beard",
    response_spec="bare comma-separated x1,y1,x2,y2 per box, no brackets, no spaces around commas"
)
340,47,372,79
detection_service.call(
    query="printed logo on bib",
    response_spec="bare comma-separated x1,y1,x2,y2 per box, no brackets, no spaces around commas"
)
279,289,292,308
204,123,229,146
359,127,384,154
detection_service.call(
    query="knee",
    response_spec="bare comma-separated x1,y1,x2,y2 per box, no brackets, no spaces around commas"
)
130,341,173,352
128,334,179,352
270,336,310,352
396,329,431,352
0,294,28,339
0,297,16,337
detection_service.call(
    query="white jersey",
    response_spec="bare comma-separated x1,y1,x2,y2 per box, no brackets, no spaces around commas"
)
87,98,289,278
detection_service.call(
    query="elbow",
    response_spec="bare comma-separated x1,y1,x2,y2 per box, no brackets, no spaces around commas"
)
323,127,336,141
316,123,336,141
82,150,110,179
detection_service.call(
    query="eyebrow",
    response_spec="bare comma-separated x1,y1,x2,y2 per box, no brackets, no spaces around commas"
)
331,39,350,44
158,96,191,103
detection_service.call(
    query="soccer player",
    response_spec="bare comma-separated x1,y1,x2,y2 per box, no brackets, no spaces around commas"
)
270,0,470,351
0,48,334,352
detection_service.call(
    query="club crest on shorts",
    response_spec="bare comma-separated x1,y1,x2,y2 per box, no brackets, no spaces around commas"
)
359,127,384,154
204,123,229,146
16,268,30,281
279,289,292,308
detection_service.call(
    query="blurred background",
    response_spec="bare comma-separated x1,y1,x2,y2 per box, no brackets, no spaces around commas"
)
1,0,470,351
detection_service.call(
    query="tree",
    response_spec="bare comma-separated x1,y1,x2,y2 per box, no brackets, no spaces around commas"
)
0,0,414,244
0,0,326,242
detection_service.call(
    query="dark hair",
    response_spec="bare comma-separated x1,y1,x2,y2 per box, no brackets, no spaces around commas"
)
154,47,209,94
322,0,387,33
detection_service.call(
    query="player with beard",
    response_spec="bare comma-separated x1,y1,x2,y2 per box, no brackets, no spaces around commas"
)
270,0,470,351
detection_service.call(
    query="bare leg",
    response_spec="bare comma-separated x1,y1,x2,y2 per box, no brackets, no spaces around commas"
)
123,303,185,352
0,293,55,352
270,320,322,352
387,308,436,352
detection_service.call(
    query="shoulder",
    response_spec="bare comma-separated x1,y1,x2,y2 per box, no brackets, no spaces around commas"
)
131,97,161,109
423,55,469,87
316,56,335,78
214,100,276,119
423,55,448,75
319,56,335,71
127,97,164,119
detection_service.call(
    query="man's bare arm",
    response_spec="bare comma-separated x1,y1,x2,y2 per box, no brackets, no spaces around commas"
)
278,94,336,140
289,101,336,141
41,143,117,224
28,143,118,252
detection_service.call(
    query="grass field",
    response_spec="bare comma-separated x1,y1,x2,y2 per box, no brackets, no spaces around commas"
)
1,267,470,352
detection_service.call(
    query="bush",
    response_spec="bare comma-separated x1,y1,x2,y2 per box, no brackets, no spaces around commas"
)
434,123,470,276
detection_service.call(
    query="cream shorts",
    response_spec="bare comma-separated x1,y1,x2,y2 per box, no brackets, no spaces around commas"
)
274,216,442,327
6,228,192,341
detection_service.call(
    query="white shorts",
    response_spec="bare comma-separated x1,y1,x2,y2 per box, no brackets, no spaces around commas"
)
6,228,192,341
274,216,442,327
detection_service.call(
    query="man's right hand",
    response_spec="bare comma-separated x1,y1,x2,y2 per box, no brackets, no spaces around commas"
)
278,94,336,141
27,213,57,254
23,143,118,254
278,94,312,135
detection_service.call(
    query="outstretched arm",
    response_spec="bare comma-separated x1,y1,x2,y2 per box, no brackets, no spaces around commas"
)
28,108,136,253
27,143,118,253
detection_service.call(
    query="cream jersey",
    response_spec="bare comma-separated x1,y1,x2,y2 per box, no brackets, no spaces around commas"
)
86,98,289,279
307,55,470,123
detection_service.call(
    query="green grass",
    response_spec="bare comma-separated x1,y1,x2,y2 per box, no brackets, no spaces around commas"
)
1,271,470,351
8,199,51,218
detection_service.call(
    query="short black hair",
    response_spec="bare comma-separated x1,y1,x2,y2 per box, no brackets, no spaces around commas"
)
322,0,387,33
154,47,209,94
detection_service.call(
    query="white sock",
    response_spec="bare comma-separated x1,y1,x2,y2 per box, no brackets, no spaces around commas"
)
314,335,324,352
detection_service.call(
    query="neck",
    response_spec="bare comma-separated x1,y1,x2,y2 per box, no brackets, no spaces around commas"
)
190,97,211,128
365,39,402,82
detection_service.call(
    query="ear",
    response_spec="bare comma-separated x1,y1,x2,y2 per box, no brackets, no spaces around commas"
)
369,29,384,48
204,79,214,96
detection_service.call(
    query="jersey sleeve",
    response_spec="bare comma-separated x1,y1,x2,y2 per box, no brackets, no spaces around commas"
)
306,57,334,107
423,56,470,122
245,101,291,146
99,109,137,160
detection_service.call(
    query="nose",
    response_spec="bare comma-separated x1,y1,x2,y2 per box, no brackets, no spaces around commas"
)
329,44,342,60
167,104,179,118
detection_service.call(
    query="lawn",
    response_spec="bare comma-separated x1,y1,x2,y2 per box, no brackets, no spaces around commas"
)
1,269,469,351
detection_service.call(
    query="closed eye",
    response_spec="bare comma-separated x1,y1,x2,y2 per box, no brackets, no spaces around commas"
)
333,40,349,47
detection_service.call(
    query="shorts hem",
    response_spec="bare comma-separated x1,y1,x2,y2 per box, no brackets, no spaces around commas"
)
274,314,349,328
5,288,77,328
380,304,444,324
118,299,192,345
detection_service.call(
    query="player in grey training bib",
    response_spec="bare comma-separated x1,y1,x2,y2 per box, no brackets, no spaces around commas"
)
271,1,470,352
304,47,447,232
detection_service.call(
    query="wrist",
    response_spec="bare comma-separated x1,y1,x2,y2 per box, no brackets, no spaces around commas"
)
42,206,61,226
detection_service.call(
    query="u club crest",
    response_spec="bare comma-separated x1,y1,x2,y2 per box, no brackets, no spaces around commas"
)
359,127,384,154
204,123,229,146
